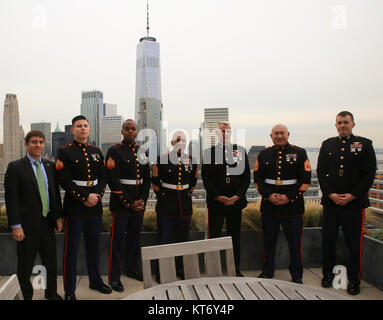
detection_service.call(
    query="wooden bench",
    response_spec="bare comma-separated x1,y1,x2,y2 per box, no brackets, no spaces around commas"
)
125,277,352,300
141,236,236,288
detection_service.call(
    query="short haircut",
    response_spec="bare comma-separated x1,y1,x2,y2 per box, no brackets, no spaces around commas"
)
25,130,45,143
72,115,89,125
122,119,136,129
217,121,231,128
337,111,354,121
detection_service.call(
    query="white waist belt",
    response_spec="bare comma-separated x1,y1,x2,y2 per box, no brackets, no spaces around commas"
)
120,179,143,185
161,182,189,190
265,178,297,186
72,179,98,187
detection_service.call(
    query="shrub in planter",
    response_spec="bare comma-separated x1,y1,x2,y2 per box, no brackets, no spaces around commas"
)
0,205,9,232
303,202,323,227
369,229,383,242
242,201,262,231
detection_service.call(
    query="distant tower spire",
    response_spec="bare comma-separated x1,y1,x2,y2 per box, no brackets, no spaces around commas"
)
146,0,150,37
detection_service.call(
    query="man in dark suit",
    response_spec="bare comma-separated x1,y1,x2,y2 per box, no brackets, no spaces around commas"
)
4,130,63,300
201,122,250,276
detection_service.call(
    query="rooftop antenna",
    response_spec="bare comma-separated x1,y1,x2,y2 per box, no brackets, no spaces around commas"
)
146,0,150,37
139,0,156,42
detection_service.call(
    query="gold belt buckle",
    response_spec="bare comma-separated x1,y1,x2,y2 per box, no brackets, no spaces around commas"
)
226,177,231,184
339,169,344,177
87,180,94,187
275,180,283,186
136,180,141,185
176,185,183,190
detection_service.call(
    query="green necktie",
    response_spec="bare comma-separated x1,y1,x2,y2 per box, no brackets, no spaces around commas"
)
34,160,49,217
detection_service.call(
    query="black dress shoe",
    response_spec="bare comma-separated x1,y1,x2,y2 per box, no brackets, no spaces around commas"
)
236,271,244,277
45,292,63,300
258,272,273,279
110,281,124,292
64,293,76,300
176,272,185,280
347,282,360,295
126,271,143,282
89,283,112,294
321,275,334,288
292,278,303,284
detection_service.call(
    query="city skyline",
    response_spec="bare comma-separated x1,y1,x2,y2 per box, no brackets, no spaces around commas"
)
1,0,383,148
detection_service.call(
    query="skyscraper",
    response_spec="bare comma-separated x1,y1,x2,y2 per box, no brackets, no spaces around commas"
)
19,125,25,158
135,1,164,155
103,103,117,116
200,107,229,152
80,90,104,147
52,124,73,159
3,94,22,169
31,122,52,158
100,103,123,155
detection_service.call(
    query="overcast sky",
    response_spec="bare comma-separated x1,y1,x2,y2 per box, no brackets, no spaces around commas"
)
1,0,382,148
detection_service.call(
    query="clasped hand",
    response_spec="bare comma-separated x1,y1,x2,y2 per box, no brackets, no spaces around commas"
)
267,193,290,206
132,199,145,212
84,193,100,207
329,193,356,206
216,195,240,206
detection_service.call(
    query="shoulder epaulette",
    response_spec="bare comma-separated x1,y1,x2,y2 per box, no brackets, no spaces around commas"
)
290,144,304,150
59,143,72,150
323,137,337,143
111,142,123,149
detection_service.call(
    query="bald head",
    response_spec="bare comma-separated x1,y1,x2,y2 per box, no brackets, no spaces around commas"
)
271,124,288,133
270,124,290,147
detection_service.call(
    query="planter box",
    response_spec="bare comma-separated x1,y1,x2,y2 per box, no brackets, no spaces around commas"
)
0,228,380,289
239,227,348,270
361,235,383,290
0,231,206,276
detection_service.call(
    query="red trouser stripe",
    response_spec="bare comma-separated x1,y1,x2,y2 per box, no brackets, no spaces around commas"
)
300,215,304,263
358,209,365,281
177,190,183,217
63,218,69,292
108,213,116,282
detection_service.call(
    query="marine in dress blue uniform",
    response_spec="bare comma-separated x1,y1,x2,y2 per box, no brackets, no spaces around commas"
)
105,119,150,292
151,132,198,279
254,124,311,283
56,115,111,300
317,111,376,295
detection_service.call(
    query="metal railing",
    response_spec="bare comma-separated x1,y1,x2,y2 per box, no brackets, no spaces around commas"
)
0,178,382,214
